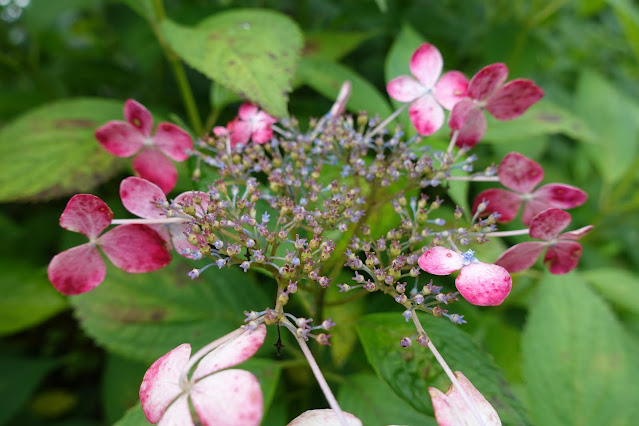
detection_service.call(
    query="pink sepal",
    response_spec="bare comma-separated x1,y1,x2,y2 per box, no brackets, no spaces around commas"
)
153,122,193,161
494,241,547,273
287,409,363,426
59,194,113,239
429,371,502,426
95,120,146,157
228,117,251,146
467,63,508,101
387,75,423,102
529,208,571,240
140,343,191,424
409,43,443,89
133,148,178,194
47,244,106,295
561,225,594,241
434,71,469,110
171,226,195,256
239,103,259,120
449,99,487,148
418,246,464,275
498,152,543,193
124,99,153,137
545,241,583,274
190,369,263,426
486,79,544,120
158,395,194,426
455,262,512,306
192,325,267,381
174,191,211,218
472,188,522,223
409,95,445,136
99,224,171,273
532,184,588,210
120,177,167,219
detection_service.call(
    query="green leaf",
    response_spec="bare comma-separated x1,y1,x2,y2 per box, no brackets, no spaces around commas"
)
522,272,639,425
338,373,437,425
303,31,375,62
356,312,530,424
0,260,67,336
161,9,303,118
0,357,58,425
483,99,597,143
0,98,126,202
297,57,393,118
607,0,639,60
114,403,147,426
581,268,639,314
102,354,148,425
117,0,154,21
70,260,271,363
574,70,639,184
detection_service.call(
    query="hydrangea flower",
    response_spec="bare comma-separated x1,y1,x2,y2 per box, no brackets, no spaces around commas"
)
119,176,209,256
472,152,587,225
95,99,193,194
287,409,362,426
387,43,468,135
47,194,172,295
429,371,502,426
495,208,593,274
418,247,512,306
227,102,277,147
449,63,543,148
140,325,266,425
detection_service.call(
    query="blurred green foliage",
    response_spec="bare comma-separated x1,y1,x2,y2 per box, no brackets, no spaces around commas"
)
1,0,639,424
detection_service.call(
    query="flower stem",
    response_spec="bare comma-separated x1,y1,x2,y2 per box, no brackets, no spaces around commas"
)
364,103,409,140
110,218,189,225
484,229,529,237
446,175,500,182
445,130,459,155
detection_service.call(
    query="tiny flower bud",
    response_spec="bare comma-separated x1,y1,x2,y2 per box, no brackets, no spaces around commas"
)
400,337,413,348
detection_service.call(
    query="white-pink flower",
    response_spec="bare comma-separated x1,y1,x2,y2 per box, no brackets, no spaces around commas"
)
429,371,502,426
140,325,266,425
287,409,362,426
387,43,468,135
227,103,277,147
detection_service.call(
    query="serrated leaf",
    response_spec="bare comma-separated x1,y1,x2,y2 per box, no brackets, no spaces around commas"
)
574,70,639,184
70,260,270,363
303,31,375,62
338,374,437,425
581,268,639,314
356,312,530,424
0,98,126,202
522,272,639,425
297,57,393,118
161,9,303,118
0,260,67,336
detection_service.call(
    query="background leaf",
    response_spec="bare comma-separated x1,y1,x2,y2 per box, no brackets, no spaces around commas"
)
580,268,639,314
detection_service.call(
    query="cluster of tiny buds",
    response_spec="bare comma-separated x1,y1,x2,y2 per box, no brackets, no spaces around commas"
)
243,310,335,346
400,332,430,348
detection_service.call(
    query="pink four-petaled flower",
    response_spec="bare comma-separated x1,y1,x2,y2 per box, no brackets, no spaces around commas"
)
140,325,266,426
287,409,362,425
95,99,193,194
418,246,512,306
387,43,469,136
47,194,172,295
449,63,544,148
227,102,277,147
473,152,587,225
495,208,593,274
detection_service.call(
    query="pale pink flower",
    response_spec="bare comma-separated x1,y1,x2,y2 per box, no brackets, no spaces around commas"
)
418,247,512,306
387,43,468,135
227,103,277,146
449,64,543,148
47,194,172,295
140,325,266,426
495,208,593,274
95,99,193,194
429,371,502,426
473,152,587,225
287,409,362,426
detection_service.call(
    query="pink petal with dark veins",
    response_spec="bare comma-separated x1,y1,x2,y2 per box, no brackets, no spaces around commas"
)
95,120,145,157
47,244,106,295
498,152,543,194
495,241,547,273
472,188,522,223
59,194,113,239
408,95,445,136
434,71,469,110
467,63,508,101
486,79,544,120
133,148,178,194
120,177,167,219
455,263,512,306
545,240,583,274
124,99,153,137
529,208,571,241
418,246,464,275
409,43,443,89
153,122,193,161
99,224,171,273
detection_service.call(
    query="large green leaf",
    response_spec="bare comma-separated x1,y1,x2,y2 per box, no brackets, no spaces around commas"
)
113,403,146,426
522,272,639,425
574,70,639,184
71,260,271,363
581,268,639,314
0,98,125,202
303,31,375,62
102,355,148,425
297,57,393,118
357,312,530,424
161,9,303,118
0,260,67,336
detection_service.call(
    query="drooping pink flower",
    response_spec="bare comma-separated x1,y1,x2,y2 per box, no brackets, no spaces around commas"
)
140,325,266,425
119,177,209,256
429,371,502,426
449,64,543,148
418,247,512,306
495,208,593,274
288,409,363,426
95,99,193,194
472,152,587,225
47,194,172,295
227,103,277,147
387,43,469,135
